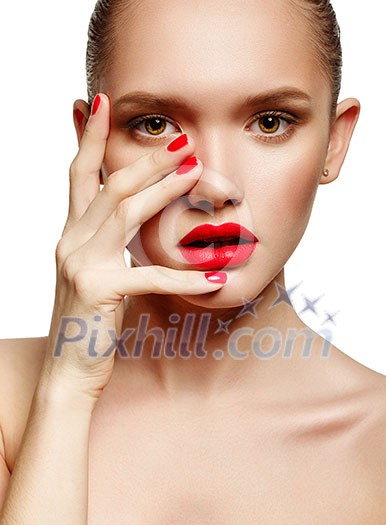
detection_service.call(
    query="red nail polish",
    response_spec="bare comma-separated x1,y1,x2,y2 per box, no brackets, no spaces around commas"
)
167,134,189,152
176,156,198,175
91,94,101,116
205,272,227,284
74,109,84,128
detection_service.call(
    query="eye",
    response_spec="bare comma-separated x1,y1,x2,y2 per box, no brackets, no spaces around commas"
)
258,116,282,134
125,114,181,140
247,111,297,142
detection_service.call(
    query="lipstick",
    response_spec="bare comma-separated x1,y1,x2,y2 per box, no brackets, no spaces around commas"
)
178,222,259,270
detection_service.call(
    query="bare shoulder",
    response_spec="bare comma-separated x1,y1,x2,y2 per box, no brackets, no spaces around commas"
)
0,336,48,411
331,346,386,432
356,378,386,516
356,358,386,429
0,336,48,388
0,337,48,469
338,348,386,407
338,352,386,511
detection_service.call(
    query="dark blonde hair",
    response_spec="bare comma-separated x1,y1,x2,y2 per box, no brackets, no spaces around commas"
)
86,0,342,113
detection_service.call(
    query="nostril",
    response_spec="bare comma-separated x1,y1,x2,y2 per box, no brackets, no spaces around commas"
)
185,192,242,211
191,200,215,213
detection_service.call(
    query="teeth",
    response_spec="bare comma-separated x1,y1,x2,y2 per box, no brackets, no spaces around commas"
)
188,238,248,248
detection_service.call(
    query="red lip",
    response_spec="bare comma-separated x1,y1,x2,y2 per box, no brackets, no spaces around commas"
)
178,222,259,270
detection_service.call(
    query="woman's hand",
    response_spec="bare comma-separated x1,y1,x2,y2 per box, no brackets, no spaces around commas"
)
40,93,226,403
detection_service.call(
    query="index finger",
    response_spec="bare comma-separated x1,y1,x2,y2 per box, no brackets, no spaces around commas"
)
67,93,110,227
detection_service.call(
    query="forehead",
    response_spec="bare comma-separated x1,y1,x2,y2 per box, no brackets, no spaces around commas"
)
104,0,327,106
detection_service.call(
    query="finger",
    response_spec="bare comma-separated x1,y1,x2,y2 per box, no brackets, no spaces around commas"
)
66,94,110,227
72,265,227,305
64,133,196,249
83,159,203,258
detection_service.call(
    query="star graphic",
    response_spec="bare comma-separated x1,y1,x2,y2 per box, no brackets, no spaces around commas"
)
235,296,264,319
299,294,324,316
214,318,233,334
269,281,303,309
322,310,340,325
287,281,303,300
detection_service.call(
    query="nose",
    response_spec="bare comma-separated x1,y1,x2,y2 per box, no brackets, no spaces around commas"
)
185,134,245,211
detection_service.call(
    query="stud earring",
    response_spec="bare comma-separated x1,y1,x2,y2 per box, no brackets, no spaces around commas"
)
323,168,329,177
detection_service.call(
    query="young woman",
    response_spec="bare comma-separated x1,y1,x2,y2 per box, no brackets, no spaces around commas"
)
0,0,385,522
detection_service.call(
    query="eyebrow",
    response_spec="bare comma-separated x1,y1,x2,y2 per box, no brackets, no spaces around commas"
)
113,88,312,112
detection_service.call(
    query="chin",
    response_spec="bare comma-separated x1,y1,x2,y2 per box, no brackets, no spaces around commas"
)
177,266,271,311
178,288,249,311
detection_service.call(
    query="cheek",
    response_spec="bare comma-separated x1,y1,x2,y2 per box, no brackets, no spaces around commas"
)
246,147,324,247
103,131,155,175
276,163,320,223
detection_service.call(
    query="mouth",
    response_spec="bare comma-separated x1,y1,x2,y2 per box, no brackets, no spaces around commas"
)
178,222,259,270
183,237,252,248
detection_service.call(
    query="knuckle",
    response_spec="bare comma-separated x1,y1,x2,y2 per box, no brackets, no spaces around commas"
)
72,268,95,297
150,266,170,292
115,198,129,220
159,176,170,192
69,157,80,179
148,148,163,171
148,274,163,294
61,253,80,284
82,125,94,142
55,239,69,266
69,154,88,180
157,176,175,203
104,169,127,198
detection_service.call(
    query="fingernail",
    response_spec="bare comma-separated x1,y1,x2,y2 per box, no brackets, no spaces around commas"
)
167,134,189,152
205,272,227,284
176,156,198,175
91,94,101,116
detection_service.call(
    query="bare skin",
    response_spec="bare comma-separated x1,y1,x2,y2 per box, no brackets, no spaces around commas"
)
1,0,386,523
1,315,386,523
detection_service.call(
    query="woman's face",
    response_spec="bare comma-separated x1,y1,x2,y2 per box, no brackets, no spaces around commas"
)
101,0,332,309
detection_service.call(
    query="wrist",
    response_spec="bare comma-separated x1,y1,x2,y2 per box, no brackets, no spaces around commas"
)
35,370,99,415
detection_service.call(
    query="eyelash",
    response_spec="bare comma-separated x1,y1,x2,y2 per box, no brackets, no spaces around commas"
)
247,111,298,143
124,111,299,144
125,114,179,144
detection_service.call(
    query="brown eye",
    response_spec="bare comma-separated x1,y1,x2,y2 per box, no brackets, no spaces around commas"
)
258,116,280,134
144,117,167,136
248,112,294,142
126,114,181,141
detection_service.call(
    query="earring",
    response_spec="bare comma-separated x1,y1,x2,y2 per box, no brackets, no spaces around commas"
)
323,168,329,177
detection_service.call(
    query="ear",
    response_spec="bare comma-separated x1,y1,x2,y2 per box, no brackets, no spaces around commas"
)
320,98,361,185
73,99,91,145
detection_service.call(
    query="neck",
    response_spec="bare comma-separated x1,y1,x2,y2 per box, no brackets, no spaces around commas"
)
114,269,332,403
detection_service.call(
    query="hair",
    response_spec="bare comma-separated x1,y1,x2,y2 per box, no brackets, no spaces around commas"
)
289,0,342,114
86,0,342,113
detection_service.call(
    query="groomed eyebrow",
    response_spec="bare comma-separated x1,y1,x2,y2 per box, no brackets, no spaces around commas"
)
244,89,312,108
113,88,312,112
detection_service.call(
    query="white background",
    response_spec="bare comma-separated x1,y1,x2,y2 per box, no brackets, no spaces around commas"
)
0,1,384,375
